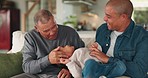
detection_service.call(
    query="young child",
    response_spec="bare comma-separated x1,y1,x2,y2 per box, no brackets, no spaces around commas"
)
60,42,102,78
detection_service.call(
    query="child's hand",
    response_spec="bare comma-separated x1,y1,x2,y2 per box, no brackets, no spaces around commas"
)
89,42,102,51
89,42,98,49
60,58,71,64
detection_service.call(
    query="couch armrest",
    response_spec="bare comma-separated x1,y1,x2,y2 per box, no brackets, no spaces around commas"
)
0,52,23,78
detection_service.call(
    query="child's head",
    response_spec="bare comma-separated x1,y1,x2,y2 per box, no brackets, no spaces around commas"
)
60,45,75,58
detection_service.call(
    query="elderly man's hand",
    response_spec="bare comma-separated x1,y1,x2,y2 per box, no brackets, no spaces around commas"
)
60,58,70,64
58,45,75,58
58,68,71,78
48,47,68,64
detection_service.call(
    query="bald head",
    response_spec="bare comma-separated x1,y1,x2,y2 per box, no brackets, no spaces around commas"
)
34,9,53,25
106,0,133,18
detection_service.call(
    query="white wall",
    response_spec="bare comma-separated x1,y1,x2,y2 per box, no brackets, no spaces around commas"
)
56,0,74,24
8,0,109,30
56,0,109,27
92,0,109,23
10,0,26,13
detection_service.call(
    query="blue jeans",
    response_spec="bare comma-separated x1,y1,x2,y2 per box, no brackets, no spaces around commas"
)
82,59,126,78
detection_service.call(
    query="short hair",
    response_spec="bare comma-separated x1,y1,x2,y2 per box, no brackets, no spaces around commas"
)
106,0,133,18
34,9,53,25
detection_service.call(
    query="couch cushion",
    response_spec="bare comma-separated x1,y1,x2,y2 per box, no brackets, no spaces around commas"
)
0,52,23,78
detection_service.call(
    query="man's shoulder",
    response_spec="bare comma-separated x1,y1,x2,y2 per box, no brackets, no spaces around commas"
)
58,24,76,33
25,29,39,37
97,23,108,30
96,23,109,33
134,25,147,35
129,25,148,40
58,24,75,30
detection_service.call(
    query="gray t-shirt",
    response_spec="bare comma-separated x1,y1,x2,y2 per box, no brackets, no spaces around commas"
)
22,25,85,75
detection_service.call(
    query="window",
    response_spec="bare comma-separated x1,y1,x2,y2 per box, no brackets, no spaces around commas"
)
131,0,148,25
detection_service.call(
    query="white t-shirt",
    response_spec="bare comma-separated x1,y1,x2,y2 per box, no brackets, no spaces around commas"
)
106,31,123,57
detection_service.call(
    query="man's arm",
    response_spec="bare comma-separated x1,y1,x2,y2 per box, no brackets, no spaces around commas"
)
108,35,148,78
22,34,50,74
22,36,68,74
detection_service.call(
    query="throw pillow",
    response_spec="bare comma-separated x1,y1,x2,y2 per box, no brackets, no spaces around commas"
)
7,31,26,53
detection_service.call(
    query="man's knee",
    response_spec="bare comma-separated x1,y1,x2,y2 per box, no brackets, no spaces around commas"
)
85,59,97,65
114,61,126,75
83,59,99,73
82,59,98,78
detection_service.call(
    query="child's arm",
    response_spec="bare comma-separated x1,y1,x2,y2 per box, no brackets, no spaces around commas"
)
60,58,82,78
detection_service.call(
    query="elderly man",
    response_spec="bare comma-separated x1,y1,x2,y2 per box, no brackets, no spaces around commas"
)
12,9,84,78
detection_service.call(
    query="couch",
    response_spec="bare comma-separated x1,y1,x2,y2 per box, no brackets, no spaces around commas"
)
0,31,25,78
0,31,129,78
0,52,23,78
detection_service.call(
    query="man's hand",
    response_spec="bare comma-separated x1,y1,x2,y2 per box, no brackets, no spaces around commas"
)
90,48,109,63
48,47,68,64
60,45,75,58
60,58,70,64
58,69,71,78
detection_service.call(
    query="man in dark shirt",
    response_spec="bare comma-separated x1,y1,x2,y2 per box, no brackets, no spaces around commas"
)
12,9,84,78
